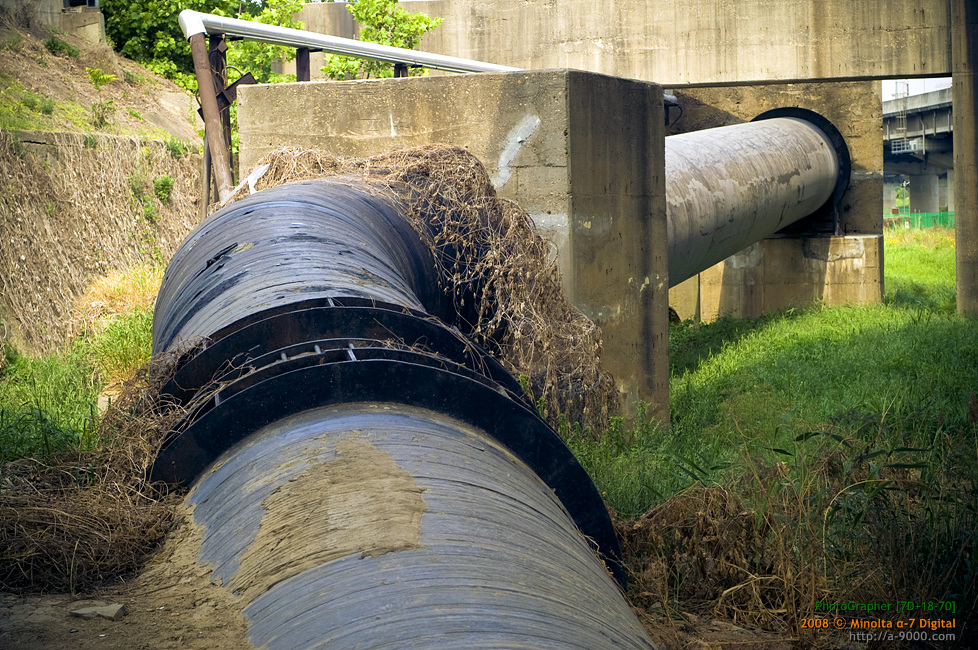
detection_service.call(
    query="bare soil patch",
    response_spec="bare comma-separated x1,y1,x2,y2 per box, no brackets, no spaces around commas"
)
0,512,251,650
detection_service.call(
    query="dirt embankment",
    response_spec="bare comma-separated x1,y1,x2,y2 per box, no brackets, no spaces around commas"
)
0,20,202,354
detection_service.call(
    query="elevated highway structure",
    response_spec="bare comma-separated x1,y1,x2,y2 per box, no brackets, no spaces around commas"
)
883,88,955,213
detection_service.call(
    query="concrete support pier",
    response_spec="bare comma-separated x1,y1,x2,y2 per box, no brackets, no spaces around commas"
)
910,173,942,214
954,0,978,317
238,70,670,418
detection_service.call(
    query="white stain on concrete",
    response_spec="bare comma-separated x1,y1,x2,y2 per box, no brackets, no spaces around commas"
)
389,114,396,138
528,212,569,231
728,242,764,269
492,114,541,188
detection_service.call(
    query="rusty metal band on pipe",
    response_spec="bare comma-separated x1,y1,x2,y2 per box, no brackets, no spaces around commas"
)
665,112,849,287
151,179,656,648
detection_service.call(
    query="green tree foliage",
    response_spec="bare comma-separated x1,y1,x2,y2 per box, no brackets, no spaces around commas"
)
101,0,304,89
225,0,305,83
323,0,443,80
101,0,226,88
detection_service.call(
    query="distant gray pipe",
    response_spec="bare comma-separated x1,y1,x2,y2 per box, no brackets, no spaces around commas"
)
665,111,849,286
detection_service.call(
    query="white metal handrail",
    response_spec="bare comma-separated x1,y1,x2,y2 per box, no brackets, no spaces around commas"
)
178,10,518,75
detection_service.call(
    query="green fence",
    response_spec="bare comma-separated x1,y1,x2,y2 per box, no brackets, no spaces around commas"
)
883,211,955,229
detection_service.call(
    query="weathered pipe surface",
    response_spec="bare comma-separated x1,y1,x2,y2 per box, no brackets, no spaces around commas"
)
666,113,848,286
152,178,449,352
151,179,656,649
188,402,654,650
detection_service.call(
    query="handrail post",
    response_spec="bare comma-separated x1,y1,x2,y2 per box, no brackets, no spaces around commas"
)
296,48,310,81
190,31,234,202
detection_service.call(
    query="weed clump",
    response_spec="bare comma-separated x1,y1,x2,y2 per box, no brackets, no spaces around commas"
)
22,91,57,116
20,91,38,111
43,36,79,58
123,70,144,86
164,136,189,159
1,31,23,52
154,175,174,202
0,348,204,592
222,145,619,430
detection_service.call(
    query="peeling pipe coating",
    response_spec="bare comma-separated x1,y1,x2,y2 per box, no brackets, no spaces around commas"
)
151,179,657,649
665,112,849,287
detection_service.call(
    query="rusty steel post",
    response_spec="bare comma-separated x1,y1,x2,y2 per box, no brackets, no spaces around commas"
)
189,32,234,202
208,35,233,179
200,136,212,219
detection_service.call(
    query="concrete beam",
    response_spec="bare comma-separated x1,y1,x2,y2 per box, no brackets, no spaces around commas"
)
296,0,952,84
886,152,955,175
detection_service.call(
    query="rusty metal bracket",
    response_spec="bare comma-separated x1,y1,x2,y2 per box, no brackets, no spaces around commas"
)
198,72,257,117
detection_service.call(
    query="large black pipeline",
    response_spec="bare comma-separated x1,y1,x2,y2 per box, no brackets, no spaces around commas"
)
151,179,657,649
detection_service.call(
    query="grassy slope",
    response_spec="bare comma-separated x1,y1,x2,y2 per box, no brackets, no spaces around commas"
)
574,226,975,517
0,29,196,139
0,270,157,463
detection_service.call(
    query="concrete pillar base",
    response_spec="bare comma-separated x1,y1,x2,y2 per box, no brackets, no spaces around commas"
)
669,235,883,321
909,173,941,213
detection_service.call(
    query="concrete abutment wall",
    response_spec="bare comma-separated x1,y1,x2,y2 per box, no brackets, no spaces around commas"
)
239,69,670,417
292,0,951,85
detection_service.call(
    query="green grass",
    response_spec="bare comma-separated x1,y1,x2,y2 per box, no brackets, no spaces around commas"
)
76,307,154,387
0,81,54,131
574,226,975,517
43,37,79,59
571,226,976,637
0,342,99,462
884,226,957,312
0,307,155,463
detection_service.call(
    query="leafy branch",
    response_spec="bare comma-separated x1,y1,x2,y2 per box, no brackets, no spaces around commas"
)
323,0,443,80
